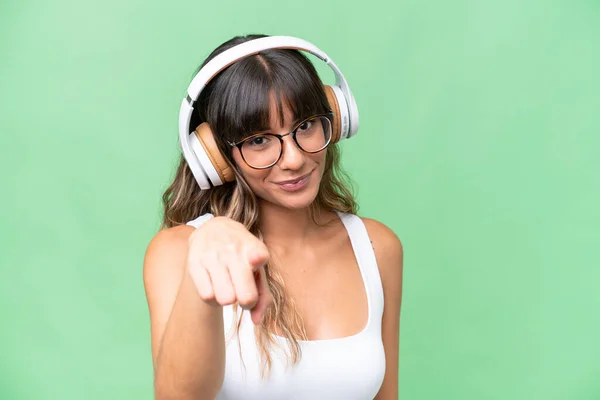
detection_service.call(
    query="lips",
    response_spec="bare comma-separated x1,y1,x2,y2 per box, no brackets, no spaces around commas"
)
273,171,312,192
275,173,311,185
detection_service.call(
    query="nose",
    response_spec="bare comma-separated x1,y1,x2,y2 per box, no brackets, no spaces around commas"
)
277,135,305,171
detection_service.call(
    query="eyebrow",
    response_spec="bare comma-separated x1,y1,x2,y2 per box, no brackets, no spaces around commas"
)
250,115,309,135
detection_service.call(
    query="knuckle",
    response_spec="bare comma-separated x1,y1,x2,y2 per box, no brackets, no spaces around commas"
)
237,292,258,306
234,261,253,273
217,292,236,306
198,291,214,302
222,242,238,254
257,242,270,257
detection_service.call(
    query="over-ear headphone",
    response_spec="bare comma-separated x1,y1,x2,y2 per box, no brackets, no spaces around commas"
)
178,36,360,190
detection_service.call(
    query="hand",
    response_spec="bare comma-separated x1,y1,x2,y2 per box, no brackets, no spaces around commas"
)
187,216,272,324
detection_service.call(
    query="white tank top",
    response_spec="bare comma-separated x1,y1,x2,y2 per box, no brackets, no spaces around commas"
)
186,211,386,399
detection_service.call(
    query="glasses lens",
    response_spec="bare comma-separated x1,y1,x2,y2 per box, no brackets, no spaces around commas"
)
240,134,281,168
296,116,332,153
239,116,332,169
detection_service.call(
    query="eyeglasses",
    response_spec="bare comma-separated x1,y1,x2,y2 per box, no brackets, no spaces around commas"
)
227,113,333,169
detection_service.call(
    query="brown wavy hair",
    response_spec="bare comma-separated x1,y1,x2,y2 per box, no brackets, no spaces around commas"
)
161,34,358,377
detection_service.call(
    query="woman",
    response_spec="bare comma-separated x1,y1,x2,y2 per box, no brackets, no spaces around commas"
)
143,34,403,399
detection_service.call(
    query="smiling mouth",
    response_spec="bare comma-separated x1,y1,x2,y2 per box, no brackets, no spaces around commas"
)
273,171,313,191
275,173,311,185
277,174,310,185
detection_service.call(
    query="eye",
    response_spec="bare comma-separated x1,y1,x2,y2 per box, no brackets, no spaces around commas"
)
297,120,313,132
245,135,271,147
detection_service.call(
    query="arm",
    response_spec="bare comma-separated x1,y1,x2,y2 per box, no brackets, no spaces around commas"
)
143,225,225,400
363,218,404,400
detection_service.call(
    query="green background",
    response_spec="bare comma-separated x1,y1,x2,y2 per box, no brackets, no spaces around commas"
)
1,0,599,398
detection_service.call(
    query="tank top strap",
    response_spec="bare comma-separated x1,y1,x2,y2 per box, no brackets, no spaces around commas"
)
186,213,214,228
335,211,385,324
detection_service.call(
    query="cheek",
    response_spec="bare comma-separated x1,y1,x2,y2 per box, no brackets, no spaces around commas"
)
232,148,270,188
312,151,328,174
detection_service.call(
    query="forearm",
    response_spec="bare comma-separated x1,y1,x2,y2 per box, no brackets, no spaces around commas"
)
154,271,225,400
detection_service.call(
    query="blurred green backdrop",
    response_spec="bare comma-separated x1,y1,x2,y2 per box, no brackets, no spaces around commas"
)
1,0,599,399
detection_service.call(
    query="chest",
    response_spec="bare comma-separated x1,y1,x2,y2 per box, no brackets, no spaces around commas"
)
269,236,369,340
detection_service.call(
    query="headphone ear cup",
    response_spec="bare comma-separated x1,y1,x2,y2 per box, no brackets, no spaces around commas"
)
191,123,236,186
324,85,342,143
323,85,350,142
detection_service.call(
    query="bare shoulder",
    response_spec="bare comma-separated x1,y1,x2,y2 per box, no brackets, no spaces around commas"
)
361,218,403,265
145,224,196,258
144,225,195,273
360,217,404,290
143,224,196,297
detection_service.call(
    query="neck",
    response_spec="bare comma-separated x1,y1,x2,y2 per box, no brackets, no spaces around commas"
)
257,200,332,247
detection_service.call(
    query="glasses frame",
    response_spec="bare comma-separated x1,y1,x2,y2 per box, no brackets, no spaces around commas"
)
227,112,334,170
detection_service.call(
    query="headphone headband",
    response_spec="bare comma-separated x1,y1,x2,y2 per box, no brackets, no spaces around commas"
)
187,36,328,101
178,35,359,189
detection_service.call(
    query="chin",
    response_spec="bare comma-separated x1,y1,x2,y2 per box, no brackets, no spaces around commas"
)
274,197,317,210
272,187,320,210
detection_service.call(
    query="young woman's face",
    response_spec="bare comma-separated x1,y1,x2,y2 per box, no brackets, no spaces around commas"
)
231,97,328,210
